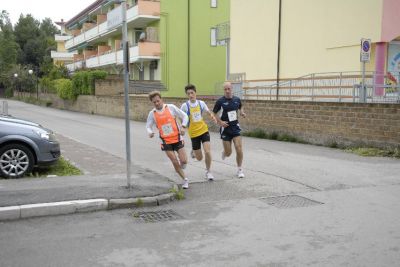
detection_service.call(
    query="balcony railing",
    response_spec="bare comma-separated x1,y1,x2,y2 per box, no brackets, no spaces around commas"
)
51,51,77,59
67,42,160,71
241,71,400,103
55,35,72,41
66,60,84,72
65,1,160,50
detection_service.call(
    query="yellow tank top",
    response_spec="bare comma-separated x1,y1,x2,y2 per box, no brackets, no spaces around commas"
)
187,101,208,138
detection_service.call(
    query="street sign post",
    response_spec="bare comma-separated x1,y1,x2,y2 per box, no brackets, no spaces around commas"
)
360,38,371,103
109,0,132,188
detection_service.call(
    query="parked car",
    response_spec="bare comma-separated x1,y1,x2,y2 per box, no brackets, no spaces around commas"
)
0,115,60,178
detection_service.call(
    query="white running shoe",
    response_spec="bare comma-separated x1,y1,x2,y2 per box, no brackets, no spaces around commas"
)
221,151,226,160
190,150,196,159
182,178,189,189
237,169,245,178
205,171,214,181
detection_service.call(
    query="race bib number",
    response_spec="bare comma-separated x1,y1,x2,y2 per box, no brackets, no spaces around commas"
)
227,110,237,122
192,111,202,122
161,123,173,136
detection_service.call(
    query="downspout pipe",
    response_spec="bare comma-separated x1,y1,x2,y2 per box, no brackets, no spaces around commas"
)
188,0,191,84
276,0,282,100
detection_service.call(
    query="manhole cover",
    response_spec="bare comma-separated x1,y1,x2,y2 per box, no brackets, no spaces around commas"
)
261,195,323,209
132,209,183,223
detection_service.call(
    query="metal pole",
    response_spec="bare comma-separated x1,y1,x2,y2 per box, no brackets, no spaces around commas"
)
121,0,132,188
338,72,342,103
226,38,230,80
2,101,8,116
276,0,282,100
361,61,366,103
36,76,39,100
311,73,315,101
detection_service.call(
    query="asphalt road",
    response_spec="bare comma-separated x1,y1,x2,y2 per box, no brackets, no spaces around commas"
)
1,99,400,266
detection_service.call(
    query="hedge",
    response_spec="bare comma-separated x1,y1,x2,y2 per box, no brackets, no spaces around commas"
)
72,70,107,96
54,79,74,100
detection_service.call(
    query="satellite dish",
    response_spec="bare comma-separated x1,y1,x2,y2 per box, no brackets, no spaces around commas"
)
139,32,146,42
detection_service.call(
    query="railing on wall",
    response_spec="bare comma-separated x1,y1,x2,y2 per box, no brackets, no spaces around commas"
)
241,72,400,103
129,80,165,94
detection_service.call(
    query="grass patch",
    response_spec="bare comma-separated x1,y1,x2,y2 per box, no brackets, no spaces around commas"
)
30,156,82,177
345,147,400,158
242,129,269,139
243,129,306,144
135,198,144,207
170,187,185,200
243,129,399,159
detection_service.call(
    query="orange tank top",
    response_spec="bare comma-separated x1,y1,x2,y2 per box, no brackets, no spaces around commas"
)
153,105,180,144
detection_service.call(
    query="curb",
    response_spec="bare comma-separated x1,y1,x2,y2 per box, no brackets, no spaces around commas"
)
0,192,175,221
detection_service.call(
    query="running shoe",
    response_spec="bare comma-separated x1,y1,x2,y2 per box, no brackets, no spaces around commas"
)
237,169,245,178
205,171,214,181
182,178,189,189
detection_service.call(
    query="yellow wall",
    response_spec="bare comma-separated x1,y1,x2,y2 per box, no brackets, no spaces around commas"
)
230,0,383,80
57,42,66,52
230,0,279,80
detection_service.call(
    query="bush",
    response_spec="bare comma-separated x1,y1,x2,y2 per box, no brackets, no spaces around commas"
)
54,79,74,100
5,88,14,98
72,70,107,96
40,77,56,93
48,65,69,80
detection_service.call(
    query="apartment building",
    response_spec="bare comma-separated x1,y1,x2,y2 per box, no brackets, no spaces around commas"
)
50,20,77,66
230,0,400,83
52,0,229,97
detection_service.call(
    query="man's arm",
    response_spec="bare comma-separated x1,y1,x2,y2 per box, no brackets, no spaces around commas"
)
238,98,246,118
145,111,155,138
239,107,246,118
212,100,229,128
201,101,217,124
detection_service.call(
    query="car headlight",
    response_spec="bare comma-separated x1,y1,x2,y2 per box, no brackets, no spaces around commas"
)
34,130,57,142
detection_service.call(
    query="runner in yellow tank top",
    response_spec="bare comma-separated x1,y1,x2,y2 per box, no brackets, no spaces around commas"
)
181,84,217,181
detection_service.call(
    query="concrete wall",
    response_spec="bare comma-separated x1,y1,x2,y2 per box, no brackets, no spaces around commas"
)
39,94,399,149
95,78,124,96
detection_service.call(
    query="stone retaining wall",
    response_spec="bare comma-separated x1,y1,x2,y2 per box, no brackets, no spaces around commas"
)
38,94,400,149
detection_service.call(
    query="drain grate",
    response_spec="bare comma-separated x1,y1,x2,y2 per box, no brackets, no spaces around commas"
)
261,195,323,209
132,209,183,223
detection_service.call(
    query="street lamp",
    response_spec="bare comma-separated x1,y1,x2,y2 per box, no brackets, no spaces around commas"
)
13,73,18,96
28,69,39,100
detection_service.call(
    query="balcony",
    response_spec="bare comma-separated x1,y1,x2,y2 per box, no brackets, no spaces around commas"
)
85,42,160,69
51,51,77,59
66,60,84,72
55,35,72,42
65,0,160,50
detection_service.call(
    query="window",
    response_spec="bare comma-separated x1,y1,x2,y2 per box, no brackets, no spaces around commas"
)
210,28,217,46
211,0,217,8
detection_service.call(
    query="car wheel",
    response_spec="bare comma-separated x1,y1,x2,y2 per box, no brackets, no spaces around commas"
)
0,144,34,178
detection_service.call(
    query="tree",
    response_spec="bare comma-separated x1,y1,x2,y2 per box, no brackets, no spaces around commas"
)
40,18,59,37
14,14,40,50
0,11,19,88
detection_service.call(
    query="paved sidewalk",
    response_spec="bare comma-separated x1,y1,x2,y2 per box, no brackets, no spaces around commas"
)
0,135,177,220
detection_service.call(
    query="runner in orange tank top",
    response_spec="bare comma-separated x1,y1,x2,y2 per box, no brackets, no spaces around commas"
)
146,91,190,189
